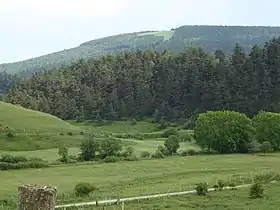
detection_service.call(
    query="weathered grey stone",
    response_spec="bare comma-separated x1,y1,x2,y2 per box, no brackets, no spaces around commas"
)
17,184,57,210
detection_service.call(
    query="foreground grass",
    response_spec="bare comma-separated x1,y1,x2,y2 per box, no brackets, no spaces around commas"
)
0,154,279,204
66,182,280,210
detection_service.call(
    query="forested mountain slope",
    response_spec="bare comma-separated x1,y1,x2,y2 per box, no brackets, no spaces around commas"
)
6,37,280,122
2,25,280,75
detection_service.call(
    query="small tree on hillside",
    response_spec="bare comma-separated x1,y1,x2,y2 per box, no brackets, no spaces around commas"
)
58,146,68,162
164,135,180,155
79,138,99,161
260,141,273,155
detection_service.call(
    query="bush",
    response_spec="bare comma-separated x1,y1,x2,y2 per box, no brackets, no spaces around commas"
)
195,182,208,196
152,150,165,159
228,182,237,190
67,132,73,136
187,149,197,156
194,111,254,154
74,183,96,196
58,146,69,163
253,112,280,150
103,156,119,163
140,151,151,158
250,182,264,198
179,132,194,142
79,138,100,161
163,128,178,138
158,119,168,130
0,154,28,163
248,140,261,153
164,135,180,155
217,180,226,190
131,119,137,125
157,145,168,156
260,141,273,155
99,138,122,158
6,132,14,138
121,146,135,157
180,150,188,156
0,161,49,170
124,155,138,161
254,171,280,183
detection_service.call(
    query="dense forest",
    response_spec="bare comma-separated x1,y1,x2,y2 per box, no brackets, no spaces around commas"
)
6,37,280,122
2,25,280,75
0,72,19,100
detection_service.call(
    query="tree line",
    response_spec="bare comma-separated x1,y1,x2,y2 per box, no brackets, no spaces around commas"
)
5,37,280,121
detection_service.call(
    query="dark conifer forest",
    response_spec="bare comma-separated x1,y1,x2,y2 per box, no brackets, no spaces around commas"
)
5,37,280,122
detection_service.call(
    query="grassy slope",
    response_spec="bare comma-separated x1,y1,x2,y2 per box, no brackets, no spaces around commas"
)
0,153,279,203
0,102,83,151
71,182,280,210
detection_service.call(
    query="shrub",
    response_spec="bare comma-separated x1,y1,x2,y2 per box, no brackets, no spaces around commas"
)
152,150,165,159
79,138,100,161
0,161,49,171
131,119,137,125
67,132,73,136
6,132,14,138
99,138,122,158
124,155,138,161
253,112,280,150
187,149,196,156
250,182,264,198
140,151,151,158
74,183,96,196
179,132,193,142
103,156,119,163
180,150,188,156
260,141,273,155
194,111,254,153
248,140,261,153
254,171,280,183
163,128,178,138
217,180,226,190
228,182,237,190
158,119,168,130
195,182,208,196
0,154,28,163
58,146,69,163
121,146,135,157
157,145,168,156
164,135,180,155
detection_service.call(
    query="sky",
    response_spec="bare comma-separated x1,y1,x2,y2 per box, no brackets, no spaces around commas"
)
0,0,279,63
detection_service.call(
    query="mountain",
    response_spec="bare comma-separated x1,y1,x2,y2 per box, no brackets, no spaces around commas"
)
2,25,280,75
0,101,83,151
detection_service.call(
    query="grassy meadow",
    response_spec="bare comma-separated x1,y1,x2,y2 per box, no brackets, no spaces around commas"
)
64,182,280,210
0,102,278,209
1,154,279,204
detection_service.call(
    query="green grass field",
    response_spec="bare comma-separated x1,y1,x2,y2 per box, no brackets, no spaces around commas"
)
0,153,279,205
0,102,84,151
65,182,280,209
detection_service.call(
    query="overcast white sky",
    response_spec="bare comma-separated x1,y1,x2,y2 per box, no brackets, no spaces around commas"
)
0,0,279,63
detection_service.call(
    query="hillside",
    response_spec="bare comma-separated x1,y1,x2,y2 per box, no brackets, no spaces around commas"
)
0,102,83,151
2,25,280,75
